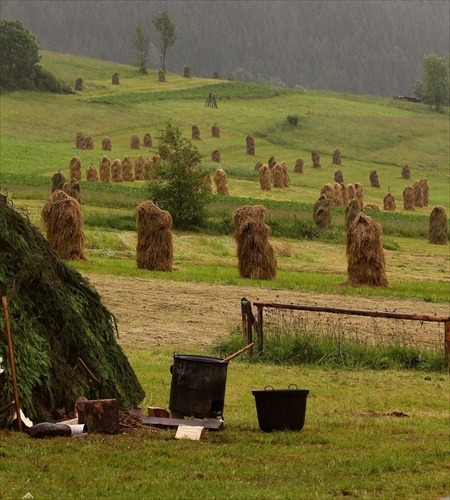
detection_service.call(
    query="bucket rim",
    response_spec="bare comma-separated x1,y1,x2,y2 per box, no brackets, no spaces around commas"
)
173,353,228,364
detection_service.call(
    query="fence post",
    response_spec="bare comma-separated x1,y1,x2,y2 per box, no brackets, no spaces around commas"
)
256,304,264,355
241,298,254,358
445,320,450,367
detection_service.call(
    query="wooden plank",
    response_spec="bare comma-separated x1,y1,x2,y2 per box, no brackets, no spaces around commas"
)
141,416,224,430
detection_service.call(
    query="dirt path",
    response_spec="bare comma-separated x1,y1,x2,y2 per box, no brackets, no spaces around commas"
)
85,273,449,351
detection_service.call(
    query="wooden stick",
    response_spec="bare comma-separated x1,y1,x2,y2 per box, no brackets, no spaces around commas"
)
0,400,15,415
221,343,254,363
2,296,22,432
78,357,102,387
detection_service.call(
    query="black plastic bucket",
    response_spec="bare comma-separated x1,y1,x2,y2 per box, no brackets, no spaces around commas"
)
169,354,229,419
252,385,309,432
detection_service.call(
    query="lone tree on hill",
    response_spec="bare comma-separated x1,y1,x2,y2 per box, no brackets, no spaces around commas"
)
152,10,176,72
414,53,450,112
132,25,150,74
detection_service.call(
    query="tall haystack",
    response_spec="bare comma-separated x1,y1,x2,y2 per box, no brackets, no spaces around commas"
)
136,201,173,271
332,149,342,165
192,124,201,140
143,133,153,147
202,169,213,193
84,136,94,150
111,159,124,183
62,178,81,204
227,74,234,81
144,157,154,180
212,70,219,79
232,205,277,280
334,169,344,183
268,155,276,169
429,206,448,245
158,69,166,82
76,132,85,149
130,135,140,150
214,168,229,195
294,158,304,173
419,179,429,206
370,170,380,188
0,198,144,427
134,155,146,181
272,163,285,188
211,123,220,138
346,213,388,287
281,161,289,187
102,136,112,151
403,185,415,210
152,154,162,168
313,194,332,230
69,156,82,180
412,180,424,208
246,134,255,155
112,72,120,84
402,164,411,180
345,199,362,230
333,182,344,206
122,155,134,182
320,182,335,202
311,150,321,168
74,77,83,91
99,155,111,183
211,149,221,162
383,192,396,211
51,171,65,192
258,164,272,191
354,182,364,206
183,65,191,78
254,161,263,171
347,183,357,201
340,182,349,206
86,163,98,182
42,190,85,260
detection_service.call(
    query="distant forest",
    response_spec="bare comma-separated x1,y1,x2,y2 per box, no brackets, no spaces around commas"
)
2,0,449,97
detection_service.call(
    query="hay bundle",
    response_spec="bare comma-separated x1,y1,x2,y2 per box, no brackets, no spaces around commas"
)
346,213,388,287
42,190,85,260
354,182,364,206
402,164,411,180
143,133,153,147
86,164,98,182
134,155,146,181
111,159,123,183
403,185,415,210
333,182,344,206
383,192,396,211
211,122,220,138
232,205,277,280
268,155,276,169
202,169,213,193
69,156,82,180
429,206,448,245
144,157,154,180
212,70,219,79
320,182,335,202
136,201,173,271
62,178,81,203
311,150,321,168
74,77,83,91
347,183,357,201
192,124,201,140
345,199,362,230
122,155,134,181
281,161,289,187
254,161,263,171
99,155,111,183
112,72,119,84
370,170,380,188
211,149,221,163
183,65,191,78
152,154,162,167
227,73,234,81
334,169,344,183
84,136,94,150
419,179,429,206
246,134,255,155
102,136,112,151
332,148,342,165
340,182,349,206
294,158,304,173
413,180,424,208
365,203,380,211
130,134,140,149
76,132,85,149
258,164,272,191
51,171,65,192
214,168,229,195
158,69,166,82
313,194,332,230
272,163,285,188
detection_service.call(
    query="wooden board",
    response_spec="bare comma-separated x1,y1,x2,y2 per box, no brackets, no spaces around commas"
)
141,416,224,430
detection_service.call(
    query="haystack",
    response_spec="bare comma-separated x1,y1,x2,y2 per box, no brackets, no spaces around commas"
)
211,149,221,163
281,161,289,187
99,155,111,183
62,178,81,204
232,205,277,280
134,155,146,181
383,192,396,211
402,164,411,180
334,169,344,183
347,183,357,201
227,74,234,81
152,154,162,168
272,163,285,188
313,194,332,230
69,156,82,180
340,182,349,206
76,132,85,149
202,169,213,193
112,72,120,84
246,134,255,155
51,171,65,192
419,179,429,206
320,183,335,203
158,69,166,82
192,124,201,140
268,156,276,169
254,161,263,171
412,181,424,208
130,134,140,150
143,133,153,148
74,77,83,91
212,70,219,79
403,185,415,210
86,163,98,182
345,199,362,230
332,148,342,165
365,203,380,211
354,182,364,206
311,150,321,168
290,159,303,176
429,206,448,245
214,168,229,195
122,156,134,182
101,136,112,151
258,164,272,191
0,199,144,427
111,159,124,183
183,65,191,78
333,182,344,206
211,123,220,138
370,170,380,188
84,136,94,150
144,157,154,180
42,190,85,260
346,213,388,287
136,201,173,271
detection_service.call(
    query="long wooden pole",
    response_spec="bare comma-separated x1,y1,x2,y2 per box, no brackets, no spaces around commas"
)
221,343,254,363
2,296,22,432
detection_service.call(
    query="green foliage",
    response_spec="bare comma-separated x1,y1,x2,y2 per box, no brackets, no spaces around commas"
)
414,53,450,111
152,10,176,72
132,25,149,74
286,114,299,126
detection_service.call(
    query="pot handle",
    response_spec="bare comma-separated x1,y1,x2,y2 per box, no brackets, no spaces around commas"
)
288,384,298,390
264,386,275,391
